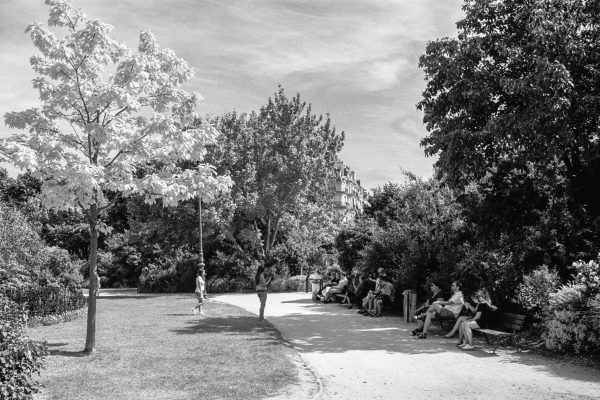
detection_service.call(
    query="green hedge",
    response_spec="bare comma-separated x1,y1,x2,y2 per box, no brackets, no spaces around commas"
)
0,294,48,399
2,285,87,318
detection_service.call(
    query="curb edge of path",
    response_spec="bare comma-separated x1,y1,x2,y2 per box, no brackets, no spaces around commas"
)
211,298,324,400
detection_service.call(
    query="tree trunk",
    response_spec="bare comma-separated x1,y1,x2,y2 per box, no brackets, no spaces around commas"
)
84,204,99,354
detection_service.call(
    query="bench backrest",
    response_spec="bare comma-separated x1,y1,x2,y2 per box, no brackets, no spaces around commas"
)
497,311,526,332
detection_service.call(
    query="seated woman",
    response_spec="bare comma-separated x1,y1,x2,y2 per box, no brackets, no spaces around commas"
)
347,274,369,309
457,290,498,350
371,277,394,317
410,281,445,335
444,288,497,338
322,272,348,303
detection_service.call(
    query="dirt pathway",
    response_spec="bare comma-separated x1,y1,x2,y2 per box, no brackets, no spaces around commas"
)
217,292,600,400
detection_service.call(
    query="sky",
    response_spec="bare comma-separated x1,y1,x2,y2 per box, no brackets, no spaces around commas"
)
0,0,464,191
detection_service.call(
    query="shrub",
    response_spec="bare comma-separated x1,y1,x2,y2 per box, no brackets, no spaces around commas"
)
516,265,560,320
543,257,600,354
2,284,87,318
0,294,48,399
205,276,250,293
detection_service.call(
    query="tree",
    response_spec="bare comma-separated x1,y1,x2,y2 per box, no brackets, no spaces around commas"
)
418,0,600,270
207,87,344,264
1,0,230,353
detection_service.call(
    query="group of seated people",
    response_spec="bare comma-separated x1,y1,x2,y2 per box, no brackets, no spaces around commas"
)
309,270,498,348
411,280,498,350
310,268,395,317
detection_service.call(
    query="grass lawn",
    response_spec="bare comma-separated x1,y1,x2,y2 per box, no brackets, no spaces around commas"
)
27,294,298,400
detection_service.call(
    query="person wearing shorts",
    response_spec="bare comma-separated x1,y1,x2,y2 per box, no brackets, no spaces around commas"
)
192,269,205,315
416,281,464,339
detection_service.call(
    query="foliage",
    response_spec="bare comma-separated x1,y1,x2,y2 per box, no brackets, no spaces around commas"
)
358,176,466,293
0,0,230,351
205,87,344,264
2,284,87,318
334,217,377,273
417,0,600,278
516,265,560,320
0,294,48,399
543,257,600,354
0,201,83,289
270,200,342,276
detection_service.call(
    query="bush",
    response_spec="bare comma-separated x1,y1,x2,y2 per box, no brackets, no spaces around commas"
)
516,265,560,320
0,294,48,399
543,257,600,354
2,284,87,318
205,276,250,293
262,275,305,293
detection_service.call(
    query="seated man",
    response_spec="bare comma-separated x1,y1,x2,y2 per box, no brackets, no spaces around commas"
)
414,281,464,339
414,281,445,319
322,272,348,303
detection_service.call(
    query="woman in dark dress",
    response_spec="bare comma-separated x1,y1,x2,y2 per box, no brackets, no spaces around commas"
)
458,291,498,350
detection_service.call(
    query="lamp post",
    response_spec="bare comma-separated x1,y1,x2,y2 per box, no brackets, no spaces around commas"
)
198,195,205,271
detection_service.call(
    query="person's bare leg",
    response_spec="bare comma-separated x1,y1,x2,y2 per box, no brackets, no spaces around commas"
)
422,312,434,334
458,321,465,344
445,316,468,337
464,321,476,345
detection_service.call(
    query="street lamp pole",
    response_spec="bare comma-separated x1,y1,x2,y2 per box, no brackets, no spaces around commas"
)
198,195,205,271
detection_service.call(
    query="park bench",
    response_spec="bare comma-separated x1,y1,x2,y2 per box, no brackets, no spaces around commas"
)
473,311,526,353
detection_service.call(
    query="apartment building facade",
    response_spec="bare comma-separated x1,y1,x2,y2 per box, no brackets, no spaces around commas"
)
330,161,369,211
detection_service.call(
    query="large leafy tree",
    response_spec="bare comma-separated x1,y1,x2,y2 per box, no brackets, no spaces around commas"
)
0,0,230,353
418,0,600,268
207,87,344,263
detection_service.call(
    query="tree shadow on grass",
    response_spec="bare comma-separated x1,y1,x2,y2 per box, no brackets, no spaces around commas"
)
45,343,88,358
171,316,278,337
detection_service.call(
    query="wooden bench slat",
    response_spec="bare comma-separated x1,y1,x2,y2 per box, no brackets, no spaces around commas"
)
474,328,511,337
501,312,526,320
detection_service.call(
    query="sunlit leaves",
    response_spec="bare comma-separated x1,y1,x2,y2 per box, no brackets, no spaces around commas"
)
1,0,231,214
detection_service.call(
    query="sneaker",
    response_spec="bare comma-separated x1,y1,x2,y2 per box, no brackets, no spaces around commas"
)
192,308,197,315
461,344,475,350
457,342,466,348
417,333,427,339
410,329,420,336
357,309,366,314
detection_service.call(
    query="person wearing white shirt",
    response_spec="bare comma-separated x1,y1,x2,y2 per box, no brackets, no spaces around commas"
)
416,281,464,339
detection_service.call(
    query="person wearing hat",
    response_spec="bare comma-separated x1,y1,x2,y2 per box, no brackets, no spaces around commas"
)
192,269,206,315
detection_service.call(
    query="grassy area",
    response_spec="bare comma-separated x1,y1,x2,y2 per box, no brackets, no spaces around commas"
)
27,294,298,400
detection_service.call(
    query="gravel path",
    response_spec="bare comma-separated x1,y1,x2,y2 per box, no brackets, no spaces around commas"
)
216,292,600,400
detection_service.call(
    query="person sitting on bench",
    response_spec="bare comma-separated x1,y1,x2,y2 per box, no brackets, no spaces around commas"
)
413,281,445,321
348,274,371,309
415,281,464,339
458,290,499,350
322,272,348,303
371,276,394,317
444,288,497,338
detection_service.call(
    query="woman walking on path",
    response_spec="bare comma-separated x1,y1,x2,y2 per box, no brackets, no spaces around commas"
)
192,269,206,315
255,264,272,321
